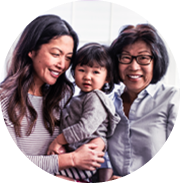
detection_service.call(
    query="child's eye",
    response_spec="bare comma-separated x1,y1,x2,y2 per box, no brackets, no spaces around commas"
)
78,69,84,72
93,70,100,74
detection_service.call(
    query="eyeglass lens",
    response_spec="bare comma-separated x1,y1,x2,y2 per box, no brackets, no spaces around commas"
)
118,55,152,65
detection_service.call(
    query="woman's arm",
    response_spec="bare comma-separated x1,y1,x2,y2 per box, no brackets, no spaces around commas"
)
5,120,59,179
167,92,180,179
0,108,8,179
47,133,67,155
50,134,105,154
60,142,105,171
6,123,104,175
5,111,104,175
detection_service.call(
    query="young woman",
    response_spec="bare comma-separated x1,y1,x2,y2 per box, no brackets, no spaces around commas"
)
0,14,104,178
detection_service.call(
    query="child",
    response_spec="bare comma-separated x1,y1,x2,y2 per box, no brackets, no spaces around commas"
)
47,43,120,182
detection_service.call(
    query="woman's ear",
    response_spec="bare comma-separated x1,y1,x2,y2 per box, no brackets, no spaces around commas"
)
28,51,34,59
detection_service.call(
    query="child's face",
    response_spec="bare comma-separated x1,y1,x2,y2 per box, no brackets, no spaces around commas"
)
74,63,108,92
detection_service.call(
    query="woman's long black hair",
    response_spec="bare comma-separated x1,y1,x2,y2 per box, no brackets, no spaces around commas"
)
0,14,79,136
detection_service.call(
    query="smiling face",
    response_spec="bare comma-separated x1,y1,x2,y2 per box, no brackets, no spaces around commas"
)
28,35,74,94
118,40,154,95
74,63,108,93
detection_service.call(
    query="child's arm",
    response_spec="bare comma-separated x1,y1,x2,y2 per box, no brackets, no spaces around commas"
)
62,92,108,146
47,133,67,155
55,133,68,145
48,132,105,155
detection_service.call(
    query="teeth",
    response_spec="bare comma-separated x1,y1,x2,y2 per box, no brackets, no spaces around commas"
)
129,75,140,79
51,71,59,76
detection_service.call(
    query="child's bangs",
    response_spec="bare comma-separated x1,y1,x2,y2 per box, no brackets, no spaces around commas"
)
79,53,107,68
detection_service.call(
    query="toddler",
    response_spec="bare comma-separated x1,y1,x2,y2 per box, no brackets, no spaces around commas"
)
47,43,120,182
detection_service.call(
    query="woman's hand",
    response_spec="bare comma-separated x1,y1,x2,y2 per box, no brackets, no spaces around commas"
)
47,138,66,155
72,143,105,171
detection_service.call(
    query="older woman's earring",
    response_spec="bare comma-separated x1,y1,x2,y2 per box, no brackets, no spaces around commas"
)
103,83,110,92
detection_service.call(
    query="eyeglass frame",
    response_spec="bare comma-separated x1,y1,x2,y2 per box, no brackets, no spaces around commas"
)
117,54,153,65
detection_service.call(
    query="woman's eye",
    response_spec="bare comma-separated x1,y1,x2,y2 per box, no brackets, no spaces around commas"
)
66,57,72,61
138,56,149,61
122,56,131,60
52,53,59,57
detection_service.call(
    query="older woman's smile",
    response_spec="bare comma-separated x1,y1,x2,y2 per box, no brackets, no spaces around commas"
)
119,40,153,95
128,74,142,79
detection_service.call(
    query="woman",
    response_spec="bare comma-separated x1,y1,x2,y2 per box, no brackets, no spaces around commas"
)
108,24,180,178
0,14,104,180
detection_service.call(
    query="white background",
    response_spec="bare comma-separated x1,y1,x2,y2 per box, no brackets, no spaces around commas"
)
0,1,180,88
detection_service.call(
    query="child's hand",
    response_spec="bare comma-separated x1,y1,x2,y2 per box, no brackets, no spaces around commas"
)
47,138,66,155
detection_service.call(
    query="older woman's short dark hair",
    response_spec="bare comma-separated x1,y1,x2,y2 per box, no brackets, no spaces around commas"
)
110,24,169,84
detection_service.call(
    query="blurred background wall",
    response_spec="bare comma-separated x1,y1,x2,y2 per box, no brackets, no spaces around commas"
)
0,1,180,88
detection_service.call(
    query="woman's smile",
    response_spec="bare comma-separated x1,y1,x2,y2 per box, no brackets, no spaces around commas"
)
49,69,61,78
127,74,143,80
28,35,74,94
119,40,153,95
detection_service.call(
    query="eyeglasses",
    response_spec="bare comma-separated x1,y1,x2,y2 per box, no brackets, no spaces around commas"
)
117,54,153,65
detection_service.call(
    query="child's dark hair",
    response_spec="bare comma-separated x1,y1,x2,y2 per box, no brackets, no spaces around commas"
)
71,42,114,93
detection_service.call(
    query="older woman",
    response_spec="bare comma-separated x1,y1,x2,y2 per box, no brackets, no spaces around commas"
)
0,14,104,181
108,24,180,178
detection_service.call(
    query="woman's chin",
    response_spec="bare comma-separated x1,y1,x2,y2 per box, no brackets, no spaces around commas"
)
46,79,58,86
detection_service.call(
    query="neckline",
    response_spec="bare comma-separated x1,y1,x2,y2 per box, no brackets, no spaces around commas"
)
28,93,43,99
